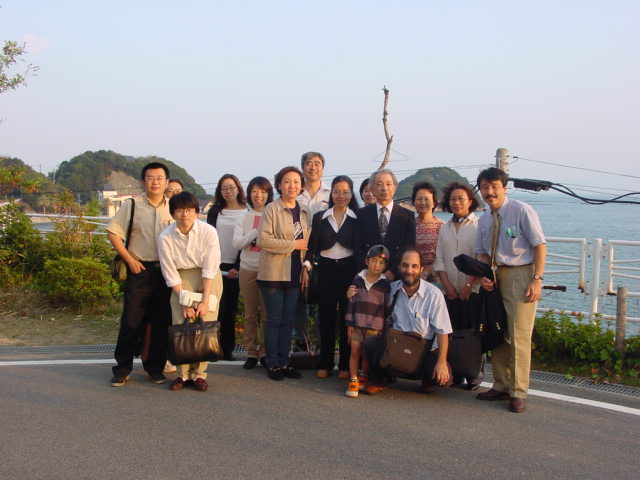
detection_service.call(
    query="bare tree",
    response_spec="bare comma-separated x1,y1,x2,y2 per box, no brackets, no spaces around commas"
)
378,86,393,170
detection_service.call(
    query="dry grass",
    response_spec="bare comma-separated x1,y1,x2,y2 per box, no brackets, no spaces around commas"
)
0,287,121,346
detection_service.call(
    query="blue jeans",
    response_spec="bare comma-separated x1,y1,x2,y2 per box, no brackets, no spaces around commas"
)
259,285,300,368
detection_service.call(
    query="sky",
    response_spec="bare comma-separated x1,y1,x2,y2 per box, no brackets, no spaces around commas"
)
1,0,639,197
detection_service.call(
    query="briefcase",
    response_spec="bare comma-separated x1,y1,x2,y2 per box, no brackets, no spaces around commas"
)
168,317,222,365
378,328,433,379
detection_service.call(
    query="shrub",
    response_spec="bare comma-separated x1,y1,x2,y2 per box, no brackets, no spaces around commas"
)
0,202,46,274
39,257,119,311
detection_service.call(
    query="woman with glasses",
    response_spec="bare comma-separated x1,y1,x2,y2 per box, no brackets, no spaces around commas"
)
302,175,360,379
207,174,247,360
434,181,484,390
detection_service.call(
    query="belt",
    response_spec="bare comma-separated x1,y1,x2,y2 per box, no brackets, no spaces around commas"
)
318,256,354,265
497,263,533,268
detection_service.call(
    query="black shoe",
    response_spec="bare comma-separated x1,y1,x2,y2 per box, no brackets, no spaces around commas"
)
149,373,166,384
267,366,284,381
110,374,129,387
243,357,258,370
466,382,480,391
259,357,267,368
282,365,302,379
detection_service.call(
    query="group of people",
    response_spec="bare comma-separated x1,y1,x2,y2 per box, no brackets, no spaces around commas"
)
107,153,546,414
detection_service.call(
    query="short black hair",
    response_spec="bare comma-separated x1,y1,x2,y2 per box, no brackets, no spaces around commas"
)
411,181,438,212
440,182,480,213
358,178,370,199
168,178,184,188
274,166,305,196
246,176,274,209
169,191,200,215
477,167,509,188
141,162,169,180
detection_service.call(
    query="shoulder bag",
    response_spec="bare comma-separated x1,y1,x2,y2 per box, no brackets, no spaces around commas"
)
109,198,135,282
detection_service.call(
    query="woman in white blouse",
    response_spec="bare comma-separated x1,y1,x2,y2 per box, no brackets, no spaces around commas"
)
434,181,484,390
206,174,247,360
158,192,222,392
232,176,274,369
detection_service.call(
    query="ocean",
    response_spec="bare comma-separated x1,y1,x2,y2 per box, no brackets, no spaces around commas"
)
435,191,640,332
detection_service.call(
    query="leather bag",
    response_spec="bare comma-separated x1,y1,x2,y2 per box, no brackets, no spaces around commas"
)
110,198,135,283
167,317,222,365
378,327,434,379
288,327,321,370
447,328,484,379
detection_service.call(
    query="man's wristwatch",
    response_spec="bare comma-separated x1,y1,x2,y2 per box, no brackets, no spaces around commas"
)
533,273,544,281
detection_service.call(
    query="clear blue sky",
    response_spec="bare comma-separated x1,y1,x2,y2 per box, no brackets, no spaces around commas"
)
1,0,638,195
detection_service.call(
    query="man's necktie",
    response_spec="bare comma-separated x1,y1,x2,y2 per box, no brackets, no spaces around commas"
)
491,210,500,282
379,206,388,241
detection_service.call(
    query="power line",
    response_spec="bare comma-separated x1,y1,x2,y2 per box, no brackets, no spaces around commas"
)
513,156,640,180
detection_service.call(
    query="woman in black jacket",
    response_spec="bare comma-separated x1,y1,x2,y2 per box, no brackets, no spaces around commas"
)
302,175,360,379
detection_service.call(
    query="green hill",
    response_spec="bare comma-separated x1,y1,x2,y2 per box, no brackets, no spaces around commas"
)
54,150,210,203
395,166,475,203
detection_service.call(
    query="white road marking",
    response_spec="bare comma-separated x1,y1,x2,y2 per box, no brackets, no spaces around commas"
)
0,360,637,416
478,382,640,416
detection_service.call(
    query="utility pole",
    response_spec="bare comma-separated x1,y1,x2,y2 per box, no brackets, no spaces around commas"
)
495,147,510,175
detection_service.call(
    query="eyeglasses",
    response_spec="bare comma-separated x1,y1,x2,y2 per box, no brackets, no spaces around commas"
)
332,190,352,197
221,186,238,192
174,208,196,215
145,176,167,182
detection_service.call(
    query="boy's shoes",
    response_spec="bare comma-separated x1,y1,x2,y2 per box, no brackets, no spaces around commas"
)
363,383,387,395
110,374,129,387
345,378,359,398
267,366,284,381
243,357,258,369
358,375,369,391
282,365,302,379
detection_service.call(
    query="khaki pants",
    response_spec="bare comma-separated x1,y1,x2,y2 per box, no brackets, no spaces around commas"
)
239,268,265,359
491,264,537,398
170,268,223,381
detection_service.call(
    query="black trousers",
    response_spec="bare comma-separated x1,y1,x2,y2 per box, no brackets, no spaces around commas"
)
219,262,240,359
316,256,355,371
113,262,172,376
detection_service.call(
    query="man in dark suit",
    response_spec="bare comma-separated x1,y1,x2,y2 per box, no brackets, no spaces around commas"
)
355,168,416,280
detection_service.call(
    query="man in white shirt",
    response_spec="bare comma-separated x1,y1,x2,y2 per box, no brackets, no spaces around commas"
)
363,249,452,394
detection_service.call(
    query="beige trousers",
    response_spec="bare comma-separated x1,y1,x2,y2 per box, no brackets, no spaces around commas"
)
170,268,223,381
239,268,266,359
491,264,537,398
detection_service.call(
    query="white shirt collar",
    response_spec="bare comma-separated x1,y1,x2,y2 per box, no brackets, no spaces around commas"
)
376,200,394,214
322,207,357,220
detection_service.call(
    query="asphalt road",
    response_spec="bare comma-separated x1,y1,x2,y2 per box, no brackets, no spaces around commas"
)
1,353,639,480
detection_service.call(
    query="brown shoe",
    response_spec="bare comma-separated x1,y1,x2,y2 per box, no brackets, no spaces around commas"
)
169,377,186,391
419,383,436,394
315,369,330,379
363,383,387,395
193,378,208,392
337,370,350,379
509,397,526,413
476,388,510,401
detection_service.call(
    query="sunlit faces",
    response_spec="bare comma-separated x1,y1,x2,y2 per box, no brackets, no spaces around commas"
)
331,181,352,209
399,250,423,288
165,181,183,198
142,168,169,197
172,207,197,233
220,178,239,203
279,171,303,201
302,156,324,183
366,255,388,276
373,172,396,205
479,180,507,211
449,188,472,217
250,187,268,210
413,188,436,215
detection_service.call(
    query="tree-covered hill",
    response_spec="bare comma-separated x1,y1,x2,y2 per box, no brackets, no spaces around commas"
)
54,150,209,203
395,166,477,203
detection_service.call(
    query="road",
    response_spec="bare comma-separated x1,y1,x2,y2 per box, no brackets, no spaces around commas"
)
1,352,639,480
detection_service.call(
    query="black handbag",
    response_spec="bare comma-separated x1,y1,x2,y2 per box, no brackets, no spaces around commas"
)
302,256,319,304
288,327,321,370
110,198,135,282
167,317,222,365
448,328,484,379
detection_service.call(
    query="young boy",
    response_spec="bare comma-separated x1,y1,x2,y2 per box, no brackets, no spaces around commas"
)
344,245,392,398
